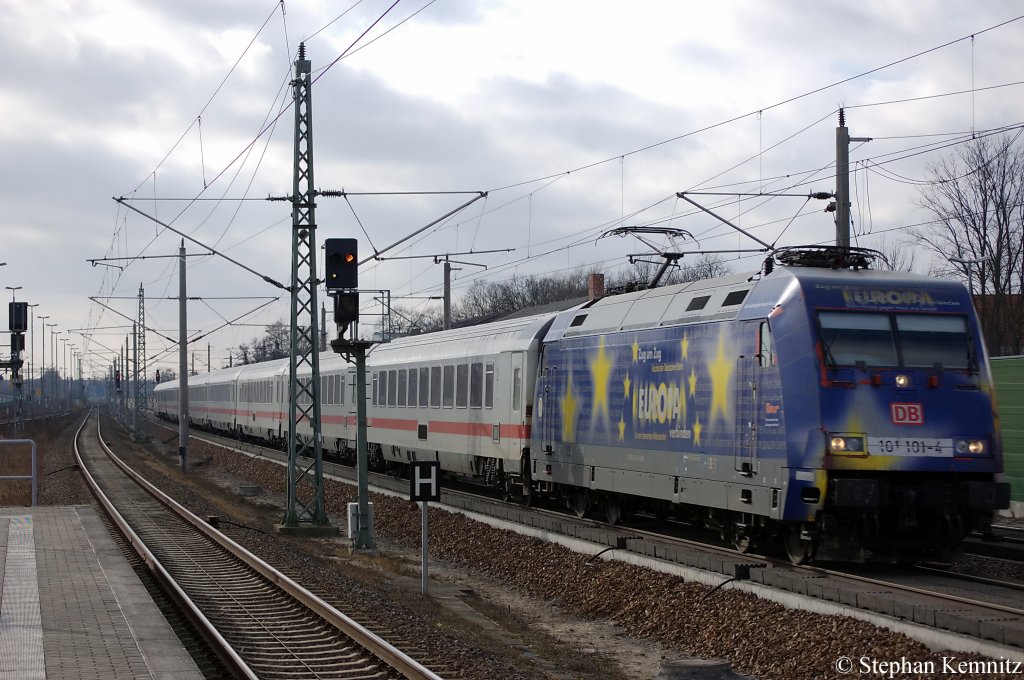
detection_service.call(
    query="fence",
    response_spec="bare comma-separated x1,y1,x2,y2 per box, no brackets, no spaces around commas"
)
990,357,1024,507
0,438,38,506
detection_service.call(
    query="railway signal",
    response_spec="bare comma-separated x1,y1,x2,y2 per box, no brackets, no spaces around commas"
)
325,238,358,290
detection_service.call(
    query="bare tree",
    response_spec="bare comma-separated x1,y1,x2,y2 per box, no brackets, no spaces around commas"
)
915,133,1024,355
873,237,918,273
231,320,311,365
609,254,732,291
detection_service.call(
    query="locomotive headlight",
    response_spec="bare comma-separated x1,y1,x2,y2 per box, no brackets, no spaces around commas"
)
955,438,987,455
895,374,911,388
829,434,865,454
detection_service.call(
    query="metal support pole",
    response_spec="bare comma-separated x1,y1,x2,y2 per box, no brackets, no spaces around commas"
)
178,241,189,471
834,108,871,249
279,42,334,535
132,324,138,431
421,500,429,594
354,346,374,548
443,260,452,331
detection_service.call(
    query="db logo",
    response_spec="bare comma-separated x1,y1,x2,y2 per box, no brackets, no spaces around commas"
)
891,403,923,425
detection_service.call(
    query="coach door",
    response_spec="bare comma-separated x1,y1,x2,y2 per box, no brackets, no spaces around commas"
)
734,323,759,476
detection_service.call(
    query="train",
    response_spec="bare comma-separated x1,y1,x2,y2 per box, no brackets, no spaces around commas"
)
154,247,1010,563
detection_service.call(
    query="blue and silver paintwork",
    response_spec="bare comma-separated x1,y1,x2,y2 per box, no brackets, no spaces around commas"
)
531,265,1008,557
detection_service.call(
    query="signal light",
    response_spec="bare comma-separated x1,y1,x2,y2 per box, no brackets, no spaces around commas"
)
325,238,358,290
334,293,359,323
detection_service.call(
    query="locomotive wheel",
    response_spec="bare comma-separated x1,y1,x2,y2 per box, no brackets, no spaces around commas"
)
572,490,590,519
604,497,623,525
733,532,753,554
502,476,516,502
784,528,815,565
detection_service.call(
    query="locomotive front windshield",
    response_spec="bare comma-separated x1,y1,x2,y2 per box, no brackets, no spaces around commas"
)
817,311,971,369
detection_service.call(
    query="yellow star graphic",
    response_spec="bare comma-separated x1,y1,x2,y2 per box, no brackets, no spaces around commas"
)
680,334,690,360
589,339,614,425
693,415,703,446
708,332,733,424
688,367,698,398
631,339,640,363
561,371,577,443
617,416,626,441
623,373,632,398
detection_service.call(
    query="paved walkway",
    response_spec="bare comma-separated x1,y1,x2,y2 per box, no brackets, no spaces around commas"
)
0,506,202,680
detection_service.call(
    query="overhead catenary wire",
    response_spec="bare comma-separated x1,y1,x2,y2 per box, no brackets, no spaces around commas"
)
88,10,1024,376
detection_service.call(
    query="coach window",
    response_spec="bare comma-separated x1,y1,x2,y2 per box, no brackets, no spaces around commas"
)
398,369,407,407
470,362,483,408
430,366,442,407
418,367,429,407
758,322,776,367
443,365,455,408
372,371,379,406
456,363,469,408
512,367,522,411
484,362,494,408
408,368,418,407
387,370,398,407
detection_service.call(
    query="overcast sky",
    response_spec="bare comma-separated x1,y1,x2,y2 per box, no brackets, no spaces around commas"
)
1,0,1022,380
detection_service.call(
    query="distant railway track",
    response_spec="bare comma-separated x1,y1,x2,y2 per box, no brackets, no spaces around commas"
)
964,524,1024,561
76,411,444,680
147,414,1024,654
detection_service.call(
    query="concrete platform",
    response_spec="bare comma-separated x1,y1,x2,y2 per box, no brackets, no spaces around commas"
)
0,506,202,680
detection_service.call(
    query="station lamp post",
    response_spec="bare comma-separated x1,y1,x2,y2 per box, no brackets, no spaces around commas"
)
949,255,992,306
27,304,38,404
38,315,49,403
5,285,21,301
47,323,57,403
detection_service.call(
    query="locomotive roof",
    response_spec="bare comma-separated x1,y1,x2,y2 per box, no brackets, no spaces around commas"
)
545,265,968,340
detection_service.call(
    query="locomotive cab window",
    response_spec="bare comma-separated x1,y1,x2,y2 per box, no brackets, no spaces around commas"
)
818,312,896,366
896,314,970,370
817,311,972,370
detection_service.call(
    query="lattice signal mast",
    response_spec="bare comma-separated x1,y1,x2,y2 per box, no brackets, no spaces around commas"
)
280,43,333,533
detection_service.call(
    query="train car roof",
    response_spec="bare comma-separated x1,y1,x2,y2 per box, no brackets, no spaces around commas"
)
367,312,559,365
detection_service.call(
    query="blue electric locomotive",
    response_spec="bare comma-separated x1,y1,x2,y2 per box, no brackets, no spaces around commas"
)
530,249,1010,562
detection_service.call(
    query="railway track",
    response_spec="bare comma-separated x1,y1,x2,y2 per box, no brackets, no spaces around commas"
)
75,411,445,680
145,414,1024,653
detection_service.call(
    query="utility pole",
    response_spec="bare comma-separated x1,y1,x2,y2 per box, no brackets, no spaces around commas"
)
443,260,453,330
835,108,872,249
277,43,335,536
179,241,189,471
132,324,138,433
